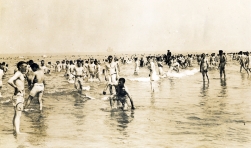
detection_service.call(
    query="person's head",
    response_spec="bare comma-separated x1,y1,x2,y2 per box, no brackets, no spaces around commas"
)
118,78,125,87
28,60,34,65
108,55,113,63
30,63,39,72
77,60,82,67
201,53,205,58
66,60,69,64
41,60,45,65
17,61,27,74
219,50,223,55
70,60,73,65
147,57,152,62
90,59,94,64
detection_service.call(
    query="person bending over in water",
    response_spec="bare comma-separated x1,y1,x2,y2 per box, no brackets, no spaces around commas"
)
109,78,135,110
24,63,46,112
8,61,27,134
200,53,209,82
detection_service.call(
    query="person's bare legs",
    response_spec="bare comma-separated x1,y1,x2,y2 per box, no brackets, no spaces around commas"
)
24,96,33,111
38,92,43,111
206,72,209,82
150,81,155,92
13,104,24,134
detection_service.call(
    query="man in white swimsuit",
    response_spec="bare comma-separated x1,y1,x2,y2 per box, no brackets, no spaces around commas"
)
103,55,119,95
24,63,46,112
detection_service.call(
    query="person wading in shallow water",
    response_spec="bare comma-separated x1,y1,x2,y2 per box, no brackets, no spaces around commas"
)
200,53,209,83
8,61,27,134
103,55,119,95
218,50,226,79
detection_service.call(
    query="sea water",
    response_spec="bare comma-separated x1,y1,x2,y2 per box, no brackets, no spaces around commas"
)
0,56,251,148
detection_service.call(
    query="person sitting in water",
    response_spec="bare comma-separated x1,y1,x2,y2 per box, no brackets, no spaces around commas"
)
169,57,180,73
109,78,135,110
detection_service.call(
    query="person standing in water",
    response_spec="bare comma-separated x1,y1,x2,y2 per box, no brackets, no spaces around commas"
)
245,52,251,76
8,61,27,134
218,50,226,79
0,64,4,98
103,55,119,95
24,63,46,112
157,57,164,76
94,60,101,82
134,57,139,75
147,57,158,92
71,60,93,99
200,53,209,82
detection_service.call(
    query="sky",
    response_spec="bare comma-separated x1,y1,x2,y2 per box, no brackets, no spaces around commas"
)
0,0,250,54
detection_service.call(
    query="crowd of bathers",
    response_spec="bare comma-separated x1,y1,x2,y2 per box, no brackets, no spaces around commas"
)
0,49,250,135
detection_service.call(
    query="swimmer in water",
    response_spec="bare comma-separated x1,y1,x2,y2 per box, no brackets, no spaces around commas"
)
8,61,27,134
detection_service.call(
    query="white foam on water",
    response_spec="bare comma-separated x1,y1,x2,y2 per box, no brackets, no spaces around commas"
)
128,77,151,82
101,96,110,100
128,75,161,82
68,80,74,83
165,68,199,78
82,86,90,91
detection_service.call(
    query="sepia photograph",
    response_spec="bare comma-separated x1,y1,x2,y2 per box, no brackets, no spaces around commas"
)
0,0,251,147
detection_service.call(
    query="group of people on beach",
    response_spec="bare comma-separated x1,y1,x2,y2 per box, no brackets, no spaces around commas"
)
0,49,251,135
